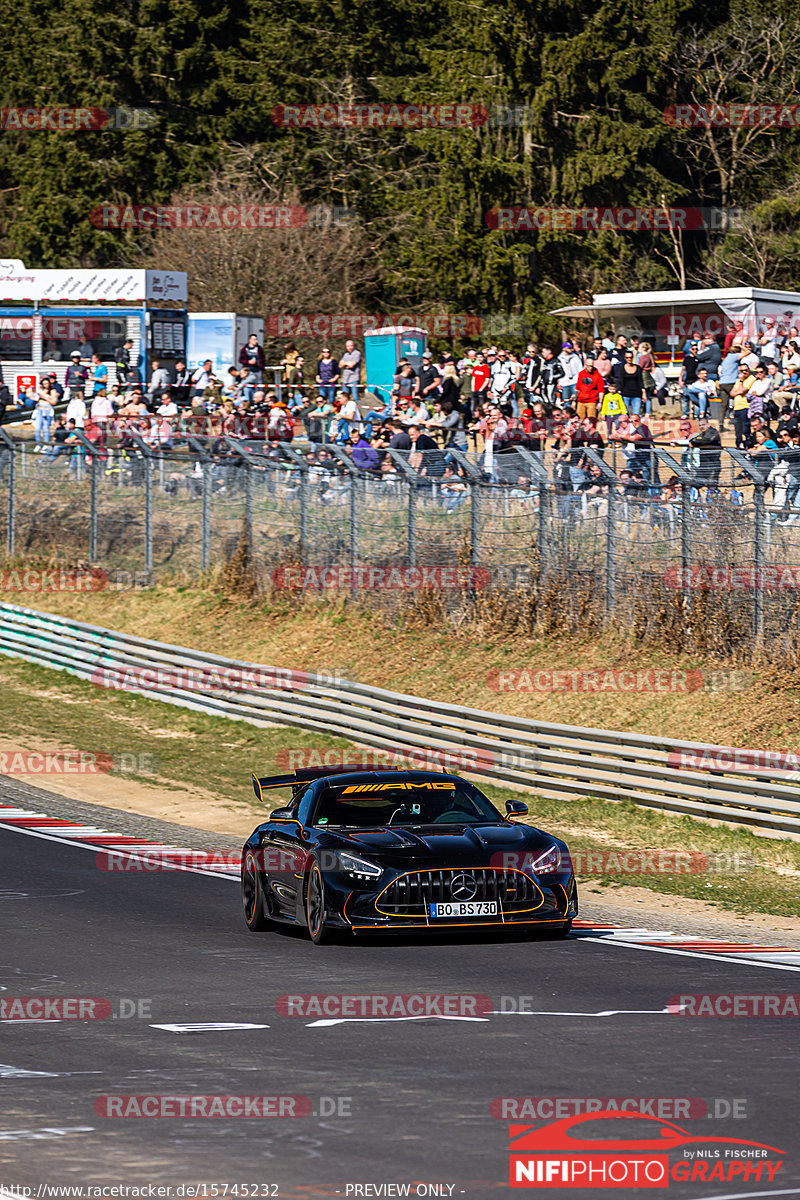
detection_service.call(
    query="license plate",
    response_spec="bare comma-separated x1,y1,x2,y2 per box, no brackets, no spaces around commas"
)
429,901,499,918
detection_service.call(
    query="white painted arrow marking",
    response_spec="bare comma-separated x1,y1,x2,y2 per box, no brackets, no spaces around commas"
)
150,1022,269,1033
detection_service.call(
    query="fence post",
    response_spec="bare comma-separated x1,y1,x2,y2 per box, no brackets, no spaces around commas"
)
127,435,155,576
299,467,308,562
186,437,211,573
201,463,211,571
470,484,480,564
538,484,548,580
726,448,766,641
89,451,98,560
349,475,358,594
680,486,691,606
0,431,15,557
753,481,765,643
244,460,253,557
407,483,417,569
72,432,103,561
144,454,153,573
606,481,616,614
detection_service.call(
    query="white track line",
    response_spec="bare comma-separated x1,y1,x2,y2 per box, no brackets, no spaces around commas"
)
0,820,238,881
578,935,800,973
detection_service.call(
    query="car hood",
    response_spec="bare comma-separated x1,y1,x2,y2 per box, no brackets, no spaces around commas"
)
319,822,561,865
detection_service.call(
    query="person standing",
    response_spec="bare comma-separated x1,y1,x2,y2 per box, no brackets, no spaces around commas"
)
615,350,647,416
715,342,741,430
338,339,362,404
90,352,108,395
470,352,491,411
730,362,754,448
191,359,214,401
65,387,87,429
316,347,340,405
637,342,656,415
238,333,265,404
574,354,604,421
696,334,722,381
523,343,542,405
172,360,192,408
114,337,134,386
417,351,443,406
147,359,171,406
64,350,88,403
678,342,699,417
32,378,56,451
557,341,582,404
539,346,564,406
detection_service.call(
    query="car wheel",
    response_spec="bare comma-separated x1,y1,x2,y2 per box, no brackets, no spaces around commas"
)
305,861,331,944
241,850,271,932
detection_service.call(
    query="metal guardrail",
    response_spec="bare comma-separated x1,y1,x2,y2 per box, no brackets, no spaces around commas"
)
0,600,797,837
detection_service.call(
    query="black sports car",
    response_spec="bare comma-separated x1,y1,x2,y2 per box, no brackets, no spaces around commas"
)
241,767,577,942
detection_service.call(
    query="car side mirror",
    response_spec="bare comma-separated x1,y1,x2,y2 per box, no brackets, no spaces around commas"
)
270,807,294,820
506,799,528,816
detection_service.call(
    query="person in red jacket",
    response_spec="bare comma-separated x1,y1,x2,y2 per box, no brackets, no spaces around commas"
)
574,354,604,420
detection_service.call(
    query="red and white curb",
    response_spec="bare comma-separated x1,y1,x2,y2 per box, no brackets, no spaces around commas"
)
1,800,798,970
0,802,239,879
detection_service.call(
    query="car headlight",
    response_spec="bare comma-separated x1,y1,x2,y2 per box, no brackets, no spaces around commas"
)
337,851,383,880
526,844,562,875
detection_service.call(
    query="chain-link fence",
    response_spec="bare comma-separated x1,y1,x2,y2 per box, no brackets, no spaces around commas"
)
2,428,800,642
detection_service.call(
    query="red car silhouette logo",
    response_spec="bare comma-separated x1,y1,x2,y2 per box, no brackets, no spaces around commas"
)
510,1110,784,1154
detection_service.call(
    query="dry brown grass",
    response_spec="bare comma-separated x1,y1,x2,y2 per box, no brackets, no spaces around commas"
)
11,567,800,752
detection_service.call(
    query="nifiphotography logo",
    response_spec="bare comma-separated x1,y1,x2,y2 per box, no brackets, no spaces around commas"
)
508,1110,785,1188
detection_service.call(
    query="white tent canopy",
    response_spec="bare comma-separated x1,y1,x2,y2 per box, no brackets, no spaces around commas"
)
551,286,800,338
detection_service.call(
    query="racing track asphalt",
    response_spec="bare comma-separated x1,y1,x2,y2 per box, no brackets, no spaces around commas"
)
0,817,798,1199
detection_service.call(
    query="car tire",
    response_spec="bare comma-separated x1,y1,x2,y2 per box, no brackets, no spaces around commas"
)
241,850,271,932
305,861,331,944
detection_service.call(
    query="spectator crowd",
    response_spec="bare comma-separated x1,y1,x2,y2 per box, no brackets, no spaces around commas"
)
7,319,800,523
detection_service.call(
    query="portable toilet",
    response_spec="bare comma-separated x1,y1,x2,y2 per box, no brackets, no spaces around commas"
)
364,325,427,404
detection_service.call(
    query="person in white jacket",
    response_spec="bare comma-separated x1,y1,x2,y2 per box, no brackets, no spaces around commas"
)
65,393,87,429
557,342,583,404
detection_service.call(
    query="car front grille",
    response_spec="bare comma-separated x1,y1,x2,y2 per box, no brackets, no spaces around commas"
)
376,868,543,916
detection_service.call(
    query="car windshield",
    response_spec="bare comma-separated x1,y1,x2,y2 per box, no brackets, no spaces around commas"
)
310,778,503,827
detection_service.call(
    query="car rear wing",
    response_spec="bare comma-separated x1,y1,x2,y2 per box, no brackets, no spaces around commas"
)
251,765,408,802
